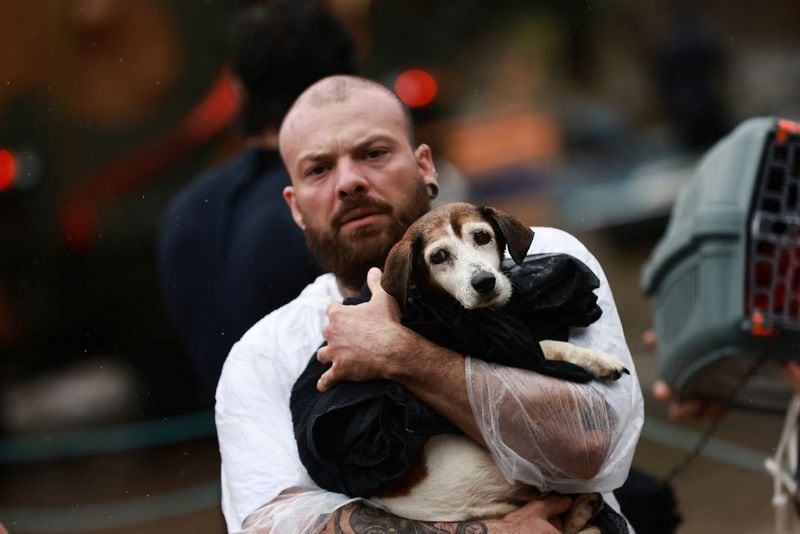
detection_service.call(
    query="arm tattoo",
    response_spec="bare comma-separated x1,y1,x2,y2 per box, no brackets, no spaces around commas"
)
337,504,488,534
455,524,490,534
329,507,346,534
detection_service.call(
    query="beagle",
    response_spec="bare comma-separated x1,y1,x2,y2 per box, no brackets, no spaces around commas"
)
371,202,627,533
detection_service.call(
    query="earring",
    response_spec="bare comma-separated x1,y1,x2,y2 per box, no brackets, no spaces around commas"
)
426,182,439,200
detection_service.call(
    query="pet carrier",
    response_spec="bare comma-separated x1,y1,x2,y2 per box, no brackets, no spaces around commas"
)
642,117,800,412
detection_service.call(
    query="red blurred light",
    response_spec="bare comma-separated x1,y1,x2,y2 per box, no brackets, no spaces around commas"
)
394,69,437,108
0,149,16,191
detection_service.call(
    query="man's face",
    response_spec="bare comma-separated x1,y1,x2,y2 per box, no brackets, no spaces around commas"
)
281,87,436,290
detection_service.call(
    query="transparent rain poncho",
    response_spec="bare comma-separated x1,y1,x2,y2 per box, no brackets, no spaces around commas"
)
216,227,644,533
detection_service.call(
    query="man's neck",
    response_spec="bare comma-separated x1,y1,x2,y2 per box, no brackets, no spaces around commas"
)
336,279,361,299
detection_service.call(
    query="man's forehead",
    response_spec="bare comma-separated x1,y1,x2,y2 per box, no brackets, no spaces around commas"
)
281,91,407,158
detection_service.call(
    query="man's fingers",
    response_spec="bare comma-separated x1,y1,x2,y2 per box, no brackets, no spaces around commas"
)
327,301,344,315
652,379,673,401
642,328,657,349
668,399,703,421
317,368,334,392
316,346,331,364
538,495,573,517
507,495,572,521
366,267,384,296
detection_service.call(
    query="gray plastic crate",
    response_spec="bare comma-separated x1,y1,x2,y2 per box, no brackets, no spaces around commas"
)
641,117,800,412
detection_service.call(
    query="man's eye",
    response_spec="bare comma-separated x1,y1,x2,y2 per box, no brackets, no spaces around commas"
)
430,249,449,265
366,149,388,160
474,230,492,245
306,165,327,178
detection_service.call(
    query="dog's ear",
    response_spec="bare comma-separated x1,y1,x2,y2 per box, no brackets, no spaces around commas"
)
479,206,534,265
382,236,416,306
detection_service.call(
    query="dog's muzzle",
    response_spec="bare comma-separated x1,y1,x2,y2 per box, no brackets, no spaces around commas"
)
471,270,497,295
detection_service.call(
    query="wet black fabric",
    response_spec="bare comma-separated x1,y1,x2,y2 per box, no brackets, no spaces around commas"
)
594,504,632,534
290,252,606,501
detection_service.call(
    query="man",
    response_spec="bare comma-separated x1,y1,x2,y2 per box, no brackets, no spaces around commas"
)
157,1,356,402
215,75,644,532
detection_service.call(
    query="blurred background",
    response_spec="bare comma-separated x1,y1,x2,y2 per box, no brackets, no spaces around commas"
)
1,0,799,532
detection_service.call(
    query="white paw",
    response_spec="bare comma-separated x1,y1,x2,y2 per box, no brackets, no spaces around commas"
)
581,349,629,381
540,340,630,381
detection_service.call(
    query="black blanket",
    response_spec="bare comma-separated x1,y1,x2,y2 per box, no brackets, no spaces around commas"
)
291,253,603,497
290,252,629,532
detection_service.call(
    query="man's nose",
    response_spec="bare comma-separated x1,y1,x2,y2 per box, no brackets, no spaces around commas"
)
335,159,369,199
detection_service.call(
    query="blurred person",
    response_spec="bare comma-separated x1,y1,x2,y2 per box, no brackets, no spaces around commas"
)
650,2,731,150
215,75,643,532
157,0,356,403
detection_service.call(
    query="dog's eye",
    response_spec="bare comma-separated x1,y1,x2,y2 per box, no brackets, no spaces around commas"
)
473,230,492,245
430,249,449,265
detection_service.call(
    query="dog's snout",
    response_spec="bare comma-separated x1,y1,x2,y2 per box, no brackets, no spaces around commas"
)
471,271,496,294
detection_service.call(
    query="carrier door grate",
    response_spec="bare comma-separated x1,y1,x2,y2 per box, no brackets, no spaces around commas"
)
747,120,800,327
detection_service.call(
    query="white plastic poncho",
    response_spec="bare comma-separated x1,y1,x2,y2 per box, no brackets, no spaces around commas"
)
215,226,644,533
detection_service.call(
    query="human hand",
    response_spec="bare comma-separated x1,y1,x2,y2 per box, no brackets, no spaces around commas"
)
316,267,414,392
485,495,572,533
644,329,728,421
652,379,729,421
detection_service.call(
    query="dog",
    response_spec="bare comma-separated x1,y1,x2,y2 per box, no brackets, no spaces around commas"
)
366,202,628,533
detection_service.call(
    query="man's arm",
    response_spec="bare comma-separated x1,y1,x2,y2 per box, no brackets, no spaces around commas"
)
321,498,571,534
244,489,571,533
317,268,614,481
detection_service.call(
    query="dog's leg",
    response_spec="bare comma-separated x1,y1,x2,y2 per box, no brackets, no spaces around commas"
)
562,492,603,534
540,340,629,380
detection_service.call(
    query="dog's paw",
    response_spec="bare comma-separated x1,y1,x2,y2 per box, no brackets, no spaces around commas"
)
563,493,604,534
539,340,629,381
577,348,629,381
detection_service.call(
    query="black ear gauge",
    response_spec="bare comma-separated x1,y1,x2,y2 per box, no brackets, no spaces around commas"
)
426,183,439,200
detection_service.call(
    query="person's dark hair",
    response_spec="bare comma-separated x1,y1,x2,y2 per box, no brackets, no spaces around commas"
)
229,0,357,136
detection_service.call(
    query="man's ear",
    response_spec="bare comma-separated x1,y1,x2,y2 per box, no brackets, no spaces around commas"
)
414,143,438,189
283,186,306,230
479,206,533,265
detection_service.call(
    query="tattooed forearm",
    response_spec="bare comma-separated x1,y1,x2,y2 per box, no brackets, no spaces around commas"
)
349,505,450,533
455,523,490,534
329,506,346,534
321,503,489,534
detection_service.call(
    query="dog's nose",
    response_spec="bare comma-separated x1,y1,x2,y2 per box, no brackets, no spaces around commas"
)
471,271,496,294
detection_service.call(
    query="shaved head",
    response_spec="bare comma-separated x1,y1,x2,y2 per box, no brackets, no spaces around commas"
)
280,75,415,154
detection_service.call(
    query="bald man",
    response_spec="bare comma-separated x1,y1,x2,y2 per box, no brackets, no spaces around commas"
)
215,76,643,533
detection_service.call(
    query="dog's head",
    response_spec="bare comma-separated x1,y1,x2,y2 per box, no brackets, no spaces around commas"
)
382,203,534,309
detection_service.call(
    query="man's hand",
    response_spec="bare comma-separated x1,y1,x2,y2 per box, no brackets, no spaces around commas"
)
316,267,415,392
485,496,572,533
317,267,483,443
320,496,573,533
645,330,729,421
652,379,729,421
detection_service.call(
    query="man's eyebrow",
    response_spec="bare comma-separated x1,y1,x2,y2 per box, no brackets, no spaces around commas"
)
352,134,396,151
297,150,330,164
296,134,397,165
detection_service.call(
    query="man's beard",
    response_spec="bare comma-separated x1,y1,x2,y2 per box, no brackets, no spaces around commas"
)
302,179,430,292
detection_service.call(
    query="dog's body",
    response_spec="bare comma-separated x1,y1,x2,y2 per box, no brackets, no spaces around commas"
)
371,203,627,532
